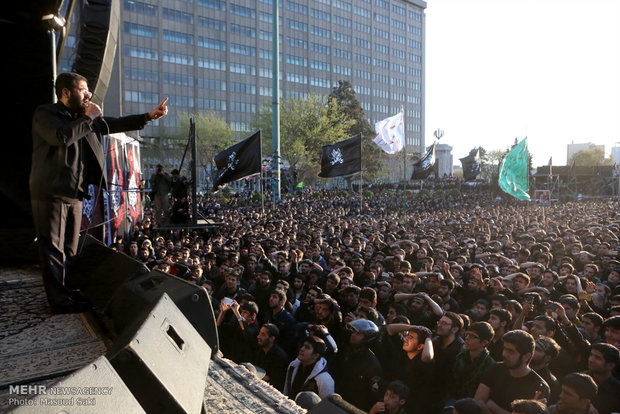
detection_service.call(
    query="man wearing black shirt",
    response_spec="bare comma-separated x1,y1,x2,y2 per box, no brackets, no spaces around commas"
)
475,330,550,413
254,323,289,391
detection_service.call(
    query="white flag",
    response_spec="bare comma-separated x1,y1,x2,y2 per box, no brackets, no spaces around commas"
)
373,112,405,154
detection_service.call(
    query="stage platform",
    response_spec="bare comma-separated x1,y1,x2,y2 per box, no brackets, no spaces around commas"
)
0,266,304,413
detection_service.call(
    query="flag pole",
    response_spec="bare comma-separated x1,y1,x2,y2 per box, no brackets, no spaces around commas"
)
402,106,406,217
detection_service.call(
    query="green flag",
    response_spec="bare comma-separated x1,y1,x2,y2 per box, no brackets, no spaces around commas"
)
498,137,530,200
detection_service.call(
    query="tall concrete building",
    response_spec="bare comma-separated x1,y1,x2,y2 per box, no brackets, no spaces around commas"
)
61,0,426,176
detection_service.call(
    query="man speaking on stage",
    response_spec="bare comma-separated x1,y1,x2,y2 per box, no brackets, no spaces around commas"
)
29,72,168,314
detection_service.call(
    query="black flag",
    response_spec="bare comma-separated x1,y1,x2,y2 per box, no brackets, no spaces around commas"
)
411,143,436,180
213,130,261,191
460,148,481,181
318,134,362,178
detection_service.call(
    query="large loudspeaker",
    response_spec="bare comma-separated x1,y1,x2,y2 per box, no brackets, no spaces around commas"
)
107,270,220,354
68,234,219,354
107,293,211,414
71,0,119,106
69,235,150,309
11,356,145,413
308,394,367,414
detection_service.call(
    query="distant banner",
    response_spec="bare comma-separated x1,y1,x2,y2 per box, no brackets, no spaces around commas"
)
460,148,481,181
498,137,530,200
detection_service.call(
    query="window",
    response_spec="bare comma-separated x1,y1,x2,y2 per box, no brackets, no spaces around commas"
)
354,38,370,48
163,52,193,65
391,33,406,44
310,77,330,88
374,43,389,54
231,43,255,56
230,23,255,37
375,0,388,8
167,95,194,108
198,78,226,90
230,122,250,132
198,16,226,31
198,58,225,70
310,60,330,71
124,22,157,38
375,13,388,24
373,28,389,39
354,69,370,80
354,85,370,95
198,0,225,10
163,73,193,86
198,37,226,51
230,102,256,112
355,54,370,65
259,67,273,78
230,82,256,94
259,86,272,96
311,25,330,38
286,1,307,15
392,63,406,73
373,73,388,83
230,3,255,18
124,68,158,82
259,30,272,41
333,15,351,28
409,10,422,21
198,58,226,70
390,77,405,87
408,67,422,77
372,57,388,69
408,39,422,49
333,65,351,76
124,0,157,16
354,21,370,34
408,81,421,90
286,54,307,66
198,99,226,110
125,90,158,103
392,19,406,30
334,0,351,12
286,73,307,84
163,30,193,44
287,19,308,32
333,48,351,59
392,4,405,15
286,37,307,49
409,25,421,35
162,8,193,23
354,6,370,18
373,89,388,98
311,43,330,55
333,31,350,43
124,45,157,60
285,90,307,99
230,63,256,75
392,48,405,59
408,53,422,63
310,8,330,22
259,11,272,23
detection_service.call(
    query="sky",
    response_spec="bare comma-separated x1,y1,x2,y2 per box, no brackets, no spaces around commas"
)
424,0,620,166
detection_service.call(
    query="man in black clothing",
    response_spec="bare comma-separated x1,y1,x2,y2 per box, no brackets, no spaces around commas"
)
254,323,289,391
530,336,561,404
475,330,550,413
431,312,465,409
586,343,620,414
262,289,297,358
30,72,167,313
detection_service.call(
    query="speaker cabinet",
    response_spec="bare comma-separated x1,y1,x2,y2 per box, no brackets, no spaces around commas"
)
107,293,211,414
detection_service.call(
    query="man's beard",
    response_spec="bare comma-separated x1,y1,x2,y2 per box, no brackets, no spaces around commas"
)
68,92,88,114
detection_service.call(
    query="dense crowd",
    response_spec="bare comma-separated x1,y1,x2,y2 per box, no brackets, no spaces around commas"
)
115,187,620,414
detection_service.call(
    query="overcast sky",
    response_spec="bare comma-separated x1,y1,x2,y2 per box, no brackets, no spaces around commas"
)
424,0,620,166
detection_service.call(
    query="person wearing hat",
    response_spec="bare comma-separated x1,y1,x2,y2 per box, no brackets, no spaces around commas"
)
333,319,383,411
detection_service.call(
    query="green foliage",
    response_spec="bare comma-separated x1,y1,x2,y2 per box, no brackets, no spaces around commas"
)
338,190,350,197
311,192,323,198
252,95,354,184
569,146,614,166
417,189,431,198
362,189,374,198
251,193,265,202
447,188,461,198
434,189,445,198
221,187,234,197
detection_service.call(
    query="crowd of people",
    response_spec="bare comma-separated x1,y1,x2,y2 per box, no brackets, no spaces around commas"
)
115,187,620,414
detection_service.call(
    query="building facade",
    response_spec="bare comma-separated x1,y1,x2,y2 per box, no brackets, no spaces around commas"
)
62,0,427,181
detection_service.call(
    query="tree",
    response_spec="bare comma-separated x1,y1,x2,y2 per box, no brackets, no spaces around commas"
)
329,80,386,181
569,146,614,167
252,94,354,185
